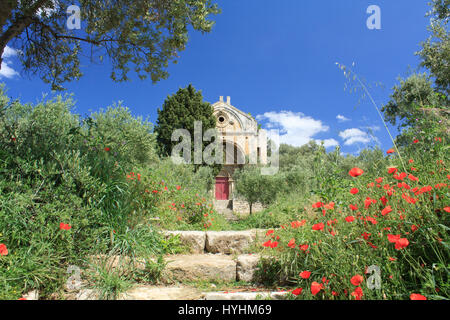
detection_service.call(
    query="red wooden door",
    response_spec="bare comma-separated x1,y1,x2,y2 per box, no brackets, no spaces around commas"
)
215,177,229,200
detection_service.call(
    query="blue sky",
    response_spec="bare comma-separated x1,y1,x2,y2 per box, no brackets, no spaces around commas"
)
0,0,431,155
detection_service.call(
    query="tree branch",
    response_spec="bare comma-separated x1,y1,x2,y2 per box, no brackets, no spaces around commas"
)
0,0,50,68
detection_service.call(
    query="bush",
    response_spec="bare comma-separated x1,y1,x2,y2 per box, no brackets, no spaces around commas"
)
0,88,178,299
257,136,449,300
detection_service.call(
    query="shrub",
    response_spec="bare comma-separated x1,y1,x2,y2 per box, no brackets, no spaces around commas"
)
258,137,449,300
0,89,177,299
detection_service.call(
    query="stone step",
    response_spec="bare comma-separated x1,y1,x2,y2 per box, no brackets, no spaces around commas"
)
163,229,269,254
164,254,237,283
163,253,261,283
118,285,291,301
120,285,203,300
164,231,206,254
86,253,262,284
205,230,257,254
203,291,290,300
219,208,240,222
236,254,260,282
73,253,267,300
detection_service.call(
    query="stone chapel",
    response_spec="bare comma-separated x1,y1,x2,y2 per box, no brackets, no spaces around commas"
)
212,96,267,213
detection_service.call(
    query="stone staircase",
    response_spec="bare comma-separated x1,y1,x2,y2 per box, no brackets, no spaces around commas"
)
213,200,239,221
73,229,290,300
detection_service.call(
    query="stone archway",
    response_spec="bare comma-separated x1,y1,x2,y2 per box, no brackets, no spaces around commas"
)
214,141,245,201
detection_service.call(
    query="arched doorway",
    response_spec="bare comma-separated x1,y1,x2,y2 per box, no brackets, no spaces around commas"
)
214,141,245,200
215,177,229,200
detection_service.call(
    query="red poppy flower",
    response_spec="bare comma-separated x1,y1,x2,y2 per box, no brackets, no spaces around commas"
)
410,293,427,300
350,274,364,286
345,216,355,223
291,220,306,228
394,238,409,250
291,288,303,296
394,172,408,181
299,244,309,251
312,202,323,208
59,222,72,231
351,287,364,300
350,188,359,195
381,206,392,216
386,148,395,154
312,223,324,231
349,167,364,177
443,207,450,213
411,225,419,232
349,204,358,211
364,197,374,209
0,243,8,256
388,257,396,261
262,240,272,247
367,242,378,249
366,216,378,225
266,229,274,237
387,234,401,243
402,193,418,204
299,271,311,279
324,202,335,210
361,232,371,240
388,167,398,174
287,238,296,249
104,147,110,152
417,186,432,195
413,139,419,144
310,282,322,296
408,174,419,182
270,241,278,248
176,185,181,190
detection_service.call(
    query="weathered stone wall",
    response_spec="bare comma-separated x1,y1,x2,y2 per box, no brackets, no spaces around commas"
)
213,199,264,216
232,200,264,215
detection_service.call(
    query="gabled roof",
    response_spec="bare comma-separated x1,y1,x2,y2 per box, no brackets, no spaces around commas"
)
211,97,257,131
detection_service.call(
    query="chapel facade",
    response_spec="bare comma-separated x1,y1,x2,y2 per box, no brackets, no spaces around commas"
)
212,96,267,202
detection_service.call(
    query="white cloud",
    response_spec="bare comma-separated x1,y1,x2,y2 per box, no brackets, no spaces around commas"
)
256,110,333,147
339,128,372,146
336,114,350,122
0,62,19,79
36,0,59,17
0,46,19,79
2,46,17,59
